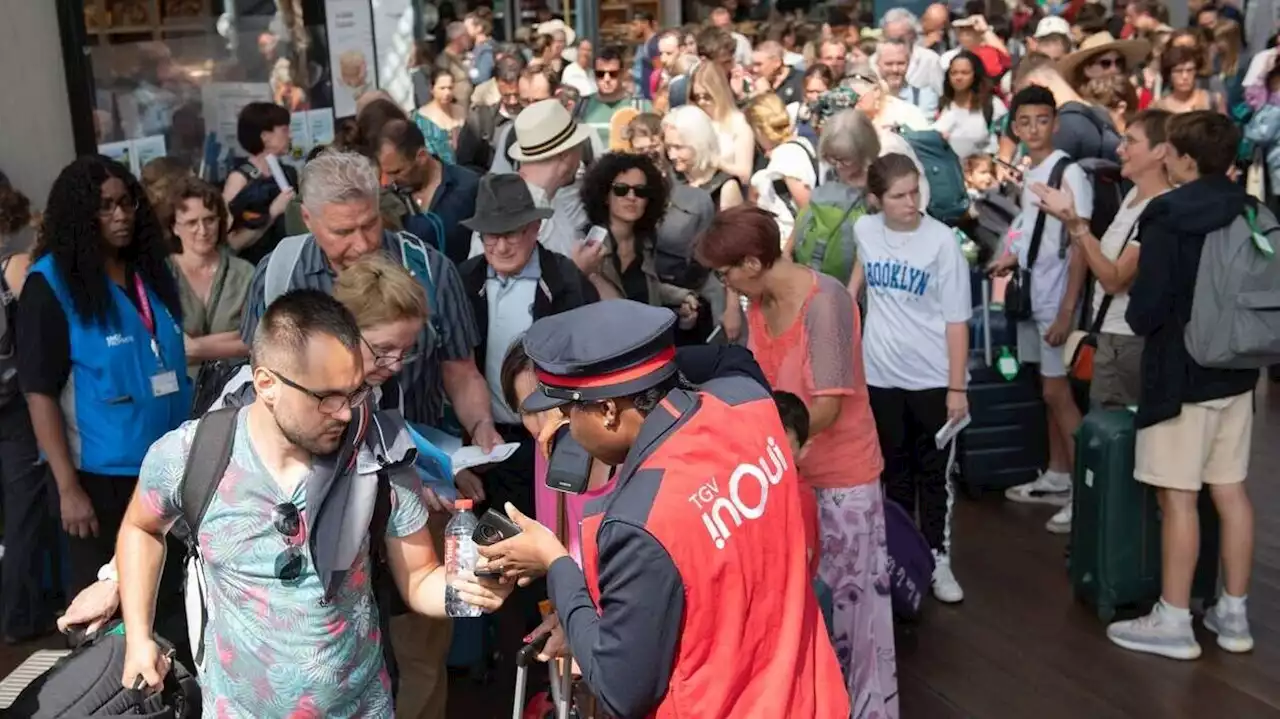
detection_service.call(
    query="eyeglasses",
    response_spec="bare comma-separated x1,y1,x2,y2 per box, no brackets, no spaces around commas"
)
98,196,139,216
270,369,371,414
1092,56,1124,70
272,502,305,584
595,69,619,79
481,230,531,248
362,336,420,369
610,182,654,199
692,92,712,104
1015,116,1054,129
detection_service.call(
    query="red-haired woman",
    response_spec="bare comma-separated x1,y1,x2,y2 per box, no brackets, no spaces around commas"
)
696,205,897,719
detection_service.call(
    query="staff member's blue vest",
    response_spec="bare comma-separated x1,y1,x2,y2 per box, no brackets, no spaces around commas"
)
30,257,191,476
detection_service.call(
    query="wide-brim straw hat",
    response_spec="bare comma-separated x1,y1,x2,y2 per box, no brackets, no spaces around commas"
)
1057,32,1152,81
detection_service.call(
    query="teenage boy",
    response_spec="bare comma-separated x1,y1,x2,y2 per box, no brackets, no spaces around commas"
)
1108,111,1259,660
991,86,1092,513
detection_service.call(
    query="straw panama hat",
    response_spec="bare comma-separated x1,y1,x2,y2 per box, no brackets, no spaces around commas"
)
507,99,596,163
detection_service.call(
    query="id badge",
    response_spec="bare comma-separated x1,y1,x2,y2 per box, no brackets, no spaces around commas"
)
151,371,180,397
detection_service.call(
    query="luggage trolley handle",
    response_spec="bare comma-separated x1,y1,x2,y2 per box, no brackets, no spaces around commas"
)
981,277,994,368
547,654,573,719
513,632,553,719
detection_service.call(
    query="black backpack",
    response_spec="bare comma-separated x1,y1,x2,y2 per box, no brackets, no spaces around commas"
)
0,257,20,408
188,358,248,419
174,408,401,692
3,627,200,718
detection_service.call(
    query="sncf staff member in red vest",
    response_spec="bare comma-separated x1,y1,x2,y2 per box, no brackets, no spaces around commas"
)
480,299,849,719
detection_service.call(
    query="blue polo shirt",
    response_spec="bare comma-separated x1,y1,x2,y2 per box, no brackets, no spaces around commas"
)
403,161,481,266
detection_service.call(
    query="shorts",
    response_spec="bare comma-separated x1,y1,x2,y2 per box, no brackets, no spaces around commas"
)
1090,333,1143,408
1016,320,1067,378
1135,391,1254,491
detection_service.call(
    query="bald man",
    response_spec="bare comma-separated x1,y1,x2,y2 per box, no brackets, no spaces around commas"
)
921,4,952,54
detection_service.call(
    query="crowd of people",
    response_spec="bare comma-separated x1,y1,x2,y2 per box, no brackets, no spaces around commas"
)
0,0,1273,716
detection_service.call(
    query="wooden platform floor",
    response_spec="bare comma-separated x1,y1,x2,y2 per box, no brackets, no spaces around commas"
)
1,384,1277,718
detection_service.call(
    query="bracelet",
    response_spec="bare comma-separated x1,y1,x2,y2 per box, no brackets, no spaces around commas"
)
947,387,967,394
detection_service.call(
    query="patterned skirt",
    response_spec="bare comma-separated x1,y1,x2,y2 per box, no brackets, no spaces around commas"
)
816,481,899,719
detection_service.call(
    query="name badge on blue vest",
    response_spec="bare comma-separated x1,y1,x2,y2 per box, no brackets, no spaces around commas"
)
148,337,179,397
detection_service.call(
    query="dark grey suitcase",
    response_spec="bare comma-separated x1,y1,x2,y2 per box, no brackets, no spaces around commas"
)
959,278,1050,496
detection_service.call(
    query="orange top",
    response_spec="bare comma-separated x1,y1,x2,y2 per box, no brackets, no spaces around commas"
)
748,270,884,489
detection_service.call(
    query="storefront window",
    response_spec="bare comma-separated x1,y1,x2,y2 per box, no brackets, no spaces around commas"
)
84,0,335,181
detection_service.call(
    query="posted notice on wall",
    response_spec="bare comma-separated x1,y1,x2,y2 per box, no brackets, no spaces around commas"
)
98,135,167,175
327,0,379,119
200,82,273,167
283,108,338,166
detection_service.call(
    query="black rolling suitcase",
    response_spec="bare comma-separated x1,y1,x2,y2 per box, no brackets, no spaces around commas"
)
958,277,1049,496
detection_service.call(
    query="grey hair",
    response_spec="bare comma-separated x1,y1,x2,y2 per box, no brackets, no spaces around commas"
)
301,150,380,213
880,8,921,37
663,106,720,175
446,21,467,41
818,109,881,167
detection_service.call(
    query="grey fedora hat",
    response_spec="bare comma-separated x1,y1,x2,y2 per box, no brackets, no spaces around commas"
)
460,173,555,235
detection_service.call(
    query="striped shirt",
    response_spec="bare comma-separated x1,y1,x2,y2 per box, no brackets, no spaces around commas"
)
238,230,481,426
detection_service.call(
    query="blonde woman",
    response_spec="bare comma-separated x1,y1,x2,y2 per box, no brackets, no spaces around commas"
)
662,106,744,210
744,93,818,240
690,62,755,182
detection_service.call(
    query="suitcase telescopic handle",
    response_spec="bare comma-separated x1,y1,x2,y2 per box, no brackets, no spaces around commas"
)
981,277,993,368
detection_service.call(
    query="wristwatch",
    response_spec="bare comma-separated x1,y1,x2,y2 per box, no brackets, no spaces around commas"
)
97,561,119,584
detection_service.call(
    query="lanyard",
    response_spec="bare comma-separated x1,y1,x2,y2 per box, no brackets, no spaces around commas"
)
132,273,166,369
132,272,155,337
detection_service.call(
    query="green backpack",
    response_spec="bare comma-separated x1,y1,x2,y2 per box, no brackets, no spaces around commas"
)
793,198,865,285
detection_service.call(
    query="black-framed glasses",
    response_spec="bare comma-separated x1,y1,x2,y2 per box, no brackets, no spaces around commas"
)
270,370,370,414
1092,56,1124,71
272,502,305,584
611,183,654,200
98,196,139,216
362,336,420,369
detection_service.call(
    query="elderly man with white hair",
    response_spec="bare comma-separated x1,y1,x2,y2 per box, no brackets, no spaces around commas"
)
877,8,945,95
877,37,940,118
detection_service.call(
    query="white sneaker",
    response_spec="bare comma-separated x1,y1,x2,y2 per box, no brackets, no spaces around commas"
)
1005,470,1072,506
1046,504,1073,534
1204,602,1254,653
932,551,964,604
1107,603,1201,660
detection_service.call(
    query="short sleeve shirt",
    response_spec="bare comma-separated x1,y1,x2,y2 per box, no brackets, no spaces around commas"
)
136,410,427,717
1011,150,1094,323
747,271,883,489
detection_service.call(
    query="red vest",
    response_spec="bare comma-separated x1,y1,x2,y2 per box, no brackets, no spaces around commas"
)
581,385,850,719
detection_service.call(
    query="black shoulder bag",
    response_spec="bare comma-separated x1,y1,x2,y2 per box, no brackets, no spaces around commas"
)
1004,158,1070,322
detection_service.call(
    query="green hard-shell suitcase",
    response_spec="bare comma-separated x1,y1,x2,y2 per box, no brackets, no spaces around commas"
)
1069,409,1220,621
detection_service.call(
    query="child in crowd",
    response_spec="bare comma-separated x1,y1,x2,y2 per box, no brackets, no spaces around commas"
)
1108,111,1259,661
774,390,820,578
965,154,998,197
991,85,1091,509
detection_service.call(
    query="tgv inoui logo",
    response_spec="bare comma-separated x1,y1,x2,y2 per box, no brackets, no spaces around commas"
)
686,437,788,551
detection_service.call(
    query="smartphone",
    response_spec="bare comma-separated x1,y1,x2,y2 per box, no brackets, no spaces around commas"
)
546,425,593,494
584,225,608,247
473,509,523,546
994,157,1024,182
474,567,504,580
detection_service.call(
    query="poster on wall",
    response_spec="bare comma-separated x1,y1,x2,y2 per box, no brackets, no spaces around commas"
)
327,0,379,119
200,82,273,175
98,136,167,175
372,0,416,113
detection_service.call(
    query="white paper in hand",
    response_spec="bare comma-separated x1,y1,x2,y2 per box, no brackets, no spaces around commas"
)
451,442,521,474
265,154,292,192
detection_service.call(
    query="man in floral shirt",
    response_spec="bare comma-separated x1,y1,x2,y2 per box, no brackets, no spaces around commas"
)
116,291,508,717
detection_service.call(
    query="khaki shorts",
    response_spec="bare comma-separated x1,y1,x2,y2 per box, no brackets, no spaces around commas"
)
1135,391,1254,491
1090,333,1143,408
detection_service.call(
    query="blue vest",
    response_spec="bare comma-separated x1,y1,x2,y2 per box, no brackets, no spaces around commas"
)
31,257,191,476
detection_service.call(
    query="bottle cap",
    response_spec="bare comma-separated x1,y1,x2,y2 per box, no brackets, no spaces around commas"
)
455,499,473,510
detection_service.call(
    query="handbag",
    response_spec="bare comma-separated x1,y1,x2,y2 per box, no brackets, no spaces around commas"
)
1066,220,1140,381
1005,158,1070,322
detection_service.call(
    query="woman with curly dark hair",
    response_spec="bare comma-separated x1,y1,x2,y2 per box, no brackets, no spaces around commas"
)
580,152,700,329
18,156,190,597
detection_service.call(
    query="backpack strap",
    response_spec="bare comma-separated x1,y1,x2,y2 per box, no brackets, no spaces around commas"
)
264,235,309,307
396,231,438,304
1026,158,1071,271
1088,221,1139,334
180,407,238,542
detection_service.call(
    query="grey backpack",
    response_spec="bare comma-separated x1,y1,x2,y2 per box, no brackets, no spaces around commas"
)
1185,203,1280,369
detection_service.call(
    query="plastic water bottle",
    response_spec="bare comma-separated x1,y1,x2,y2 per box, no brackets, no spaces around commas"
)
444,499,483,618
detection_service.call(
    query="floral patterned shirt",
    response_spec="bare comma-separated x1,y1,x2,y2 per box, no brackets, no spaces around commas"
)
137,410,429,718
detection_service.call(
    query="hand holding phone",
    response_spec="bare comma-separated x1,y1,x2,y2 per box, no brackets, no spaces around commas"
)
473,508,523,546
584,225,608,247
